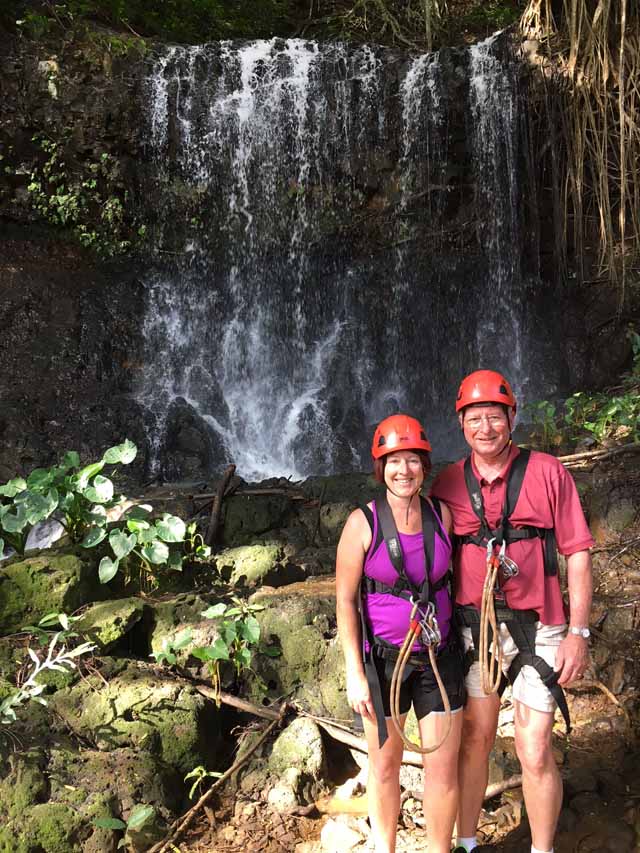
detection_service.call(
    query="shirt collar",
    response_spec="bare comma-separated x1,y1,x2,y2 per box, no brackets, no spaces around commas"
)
471,442,520,486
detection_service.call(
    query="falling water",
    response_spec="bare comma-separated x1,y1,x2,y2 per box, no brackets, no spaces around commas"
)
138,35,544,480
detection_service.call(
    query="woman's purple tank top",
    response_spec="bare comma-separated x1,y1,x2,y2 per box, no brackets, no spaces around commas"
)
362,499,453,651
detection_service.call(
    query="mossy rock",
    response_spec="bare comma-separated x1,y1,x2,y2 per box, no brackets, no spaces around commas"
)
221,494,293,546
216,543,305,588
0,748,48,823
0,549,102,634
247,587,336,707
75,596,145,651
147,593,222,665
23,802,83,853
50,662,220,775
317,502,352,545
301,473,381,506
268,717,326,779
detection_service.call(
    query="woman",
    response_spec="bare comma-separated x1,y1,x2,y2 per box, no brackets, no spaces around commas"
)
336,413,465,853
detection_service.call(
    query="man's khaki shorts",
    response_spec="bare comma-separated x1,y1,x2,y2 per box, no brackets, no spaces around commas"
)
461,622,567,713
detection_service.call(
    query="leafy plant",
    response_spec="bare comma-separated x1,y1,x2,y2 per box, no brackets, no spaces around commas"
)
0,633,95,725
184,765,223,799
94,803,156,847
21,611,82,644
524,399,563,451
191,597,280,703
0,440,211,588
150,628,193,666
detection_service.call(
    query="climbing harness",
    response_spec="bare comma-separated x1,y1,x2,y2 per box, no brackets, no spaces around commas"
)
360,494,453,751
389,600,452,754
456,448,571,731
458,448,558,577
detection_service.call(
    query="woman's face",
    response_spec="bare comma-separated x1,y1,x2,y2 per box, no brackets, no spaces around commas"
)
383,450,425,497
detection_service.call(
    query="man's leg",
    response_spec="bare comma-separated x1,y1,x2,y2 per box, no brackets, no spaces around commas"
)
362,713,406,853
514,701,561,851
420,709,463,853
456,694,501,838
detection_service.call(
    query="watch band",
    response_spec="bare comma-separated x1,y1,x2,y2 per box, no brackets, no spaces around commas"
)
568,625,590,639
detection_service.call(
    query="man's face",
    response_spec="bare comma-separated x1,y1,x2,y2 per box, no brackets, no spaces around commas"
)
459,404,511,458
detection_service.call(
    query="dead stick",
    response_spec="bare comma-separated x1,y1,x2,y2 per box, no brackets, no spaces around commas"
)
148,704,287,853
484,774,523,799
193,487,308,501
205,464,236,546
557,443,640,464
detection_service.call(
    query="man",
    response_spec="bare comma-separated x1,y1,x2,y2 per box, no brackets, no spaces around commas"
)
431,370,593,853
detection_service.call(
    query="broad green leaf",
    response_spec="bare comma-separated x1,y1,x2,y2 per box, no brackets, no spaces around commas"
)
0,477,27,497
222,623,237,646
239,616,260,645
155,514,186,543
1,505,28,533
98,556,119,584
135,525,157,544
109,530,136,560
61,451,81,470
224,606,242,616
195,544,211,559
94,817,127,830
88,505,108,524
102,439,137,466
141,541,169,565
24,491,57,525
201,603,227,620
26,468,55,491
192,639,230,661
173,629,193,650
126,804,155,831
260,645,281,657
126,518,150,535
81,527,107,549
235,646,252,669
76,461,104,491
84,475,114,504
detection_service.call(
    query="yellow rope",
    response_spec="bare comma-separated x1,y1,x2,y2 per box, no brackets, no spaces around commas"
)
479,549,504,694
388,602,452,753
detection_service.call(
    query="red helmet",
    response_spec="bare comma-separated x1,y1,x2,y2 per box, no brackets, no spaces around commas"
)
455,370,517,413
371,414,432,459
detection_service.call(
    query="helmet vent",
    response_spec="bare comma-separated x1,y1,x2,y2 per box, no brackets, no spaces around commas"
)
499,384,508,395
378,436,386,447
420,431,427,440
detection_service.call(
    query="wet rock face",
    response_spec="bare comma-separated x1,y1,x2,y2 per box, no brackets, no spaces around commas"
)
0,236,148,480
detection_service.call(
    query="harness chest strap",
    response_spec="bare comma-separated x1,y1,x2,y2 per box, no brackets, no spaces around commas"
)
460,447,559,577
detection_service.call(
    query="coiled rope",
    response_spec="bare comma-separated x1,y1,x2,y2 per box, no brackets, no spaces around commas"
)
479,540,504,694
388,601,451,753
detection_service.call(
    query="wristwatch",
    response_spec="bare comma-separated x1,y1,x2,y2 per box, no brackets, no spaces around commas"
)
568,625,591,639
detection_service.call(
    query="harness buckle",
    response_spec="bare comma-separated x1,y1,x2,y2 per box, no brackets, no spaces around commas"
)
417,602,441,646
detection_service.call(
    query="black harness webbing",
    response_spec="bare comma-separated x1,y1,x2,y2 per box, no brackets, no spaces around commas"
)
359,495,452,747
459,447,558,577
456,604,571,733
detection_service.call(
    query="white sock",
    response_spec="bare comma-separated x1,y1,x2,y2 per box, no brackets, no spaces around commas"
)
456,838,477,851
531,847,553,853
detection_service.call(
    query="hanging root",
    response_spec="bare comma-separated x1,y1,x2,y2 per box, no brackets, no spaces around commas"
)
520,0,640,306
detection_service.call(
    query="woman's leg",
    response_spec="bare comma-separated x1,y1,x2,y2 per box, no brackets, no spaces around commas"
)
362,713,407,853
419,709,464,853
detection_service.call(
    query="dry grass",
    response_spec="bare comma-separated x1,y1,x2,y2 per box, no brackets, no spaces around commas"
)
521,0,640,305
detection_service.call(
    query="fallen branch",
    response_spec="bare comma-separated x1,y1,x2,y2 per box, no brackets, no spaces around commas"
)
194,487,309,502
205,464,236,547
484,774,523,799
147,703,287,853
558,443,640,466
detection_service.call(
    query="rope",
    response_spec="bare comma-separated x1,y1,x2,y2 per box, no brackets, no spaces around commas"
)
479,544,504,694
388,602,452,753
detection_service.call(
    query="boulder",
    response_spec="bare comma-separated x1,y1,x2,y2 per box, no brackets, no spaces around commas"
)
0,744,180,853
75,597,145,651
0,549,103,634
247,582,350,719
216,543,305,588
50,660,220,775
221,494,293,546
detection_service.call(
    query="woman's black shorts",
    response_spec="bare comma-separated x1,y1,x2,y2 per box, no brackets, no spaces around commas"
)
374,643,466,720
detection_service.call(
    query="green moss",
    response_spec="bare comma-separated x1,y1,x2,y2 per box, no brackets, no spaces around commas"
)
24,802,82,853
0,550,101,634
75,596,145,650
0,749,48,822
0,826,29,853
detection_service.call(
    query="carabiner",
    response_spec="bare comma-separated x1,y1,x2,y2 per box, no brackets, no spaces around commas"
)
485,536,496,560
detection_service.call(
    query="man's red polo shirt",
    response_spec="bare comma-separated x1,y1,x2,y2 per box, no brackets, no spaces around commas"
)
430,444,594,625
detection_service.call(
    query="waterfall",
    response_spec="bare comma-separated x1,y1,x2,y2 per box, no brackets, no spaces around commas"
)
137,35,545,481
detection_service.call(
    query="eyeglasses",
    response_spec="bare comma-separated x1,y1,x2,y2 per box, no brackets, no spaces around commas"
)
464,415,508,429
